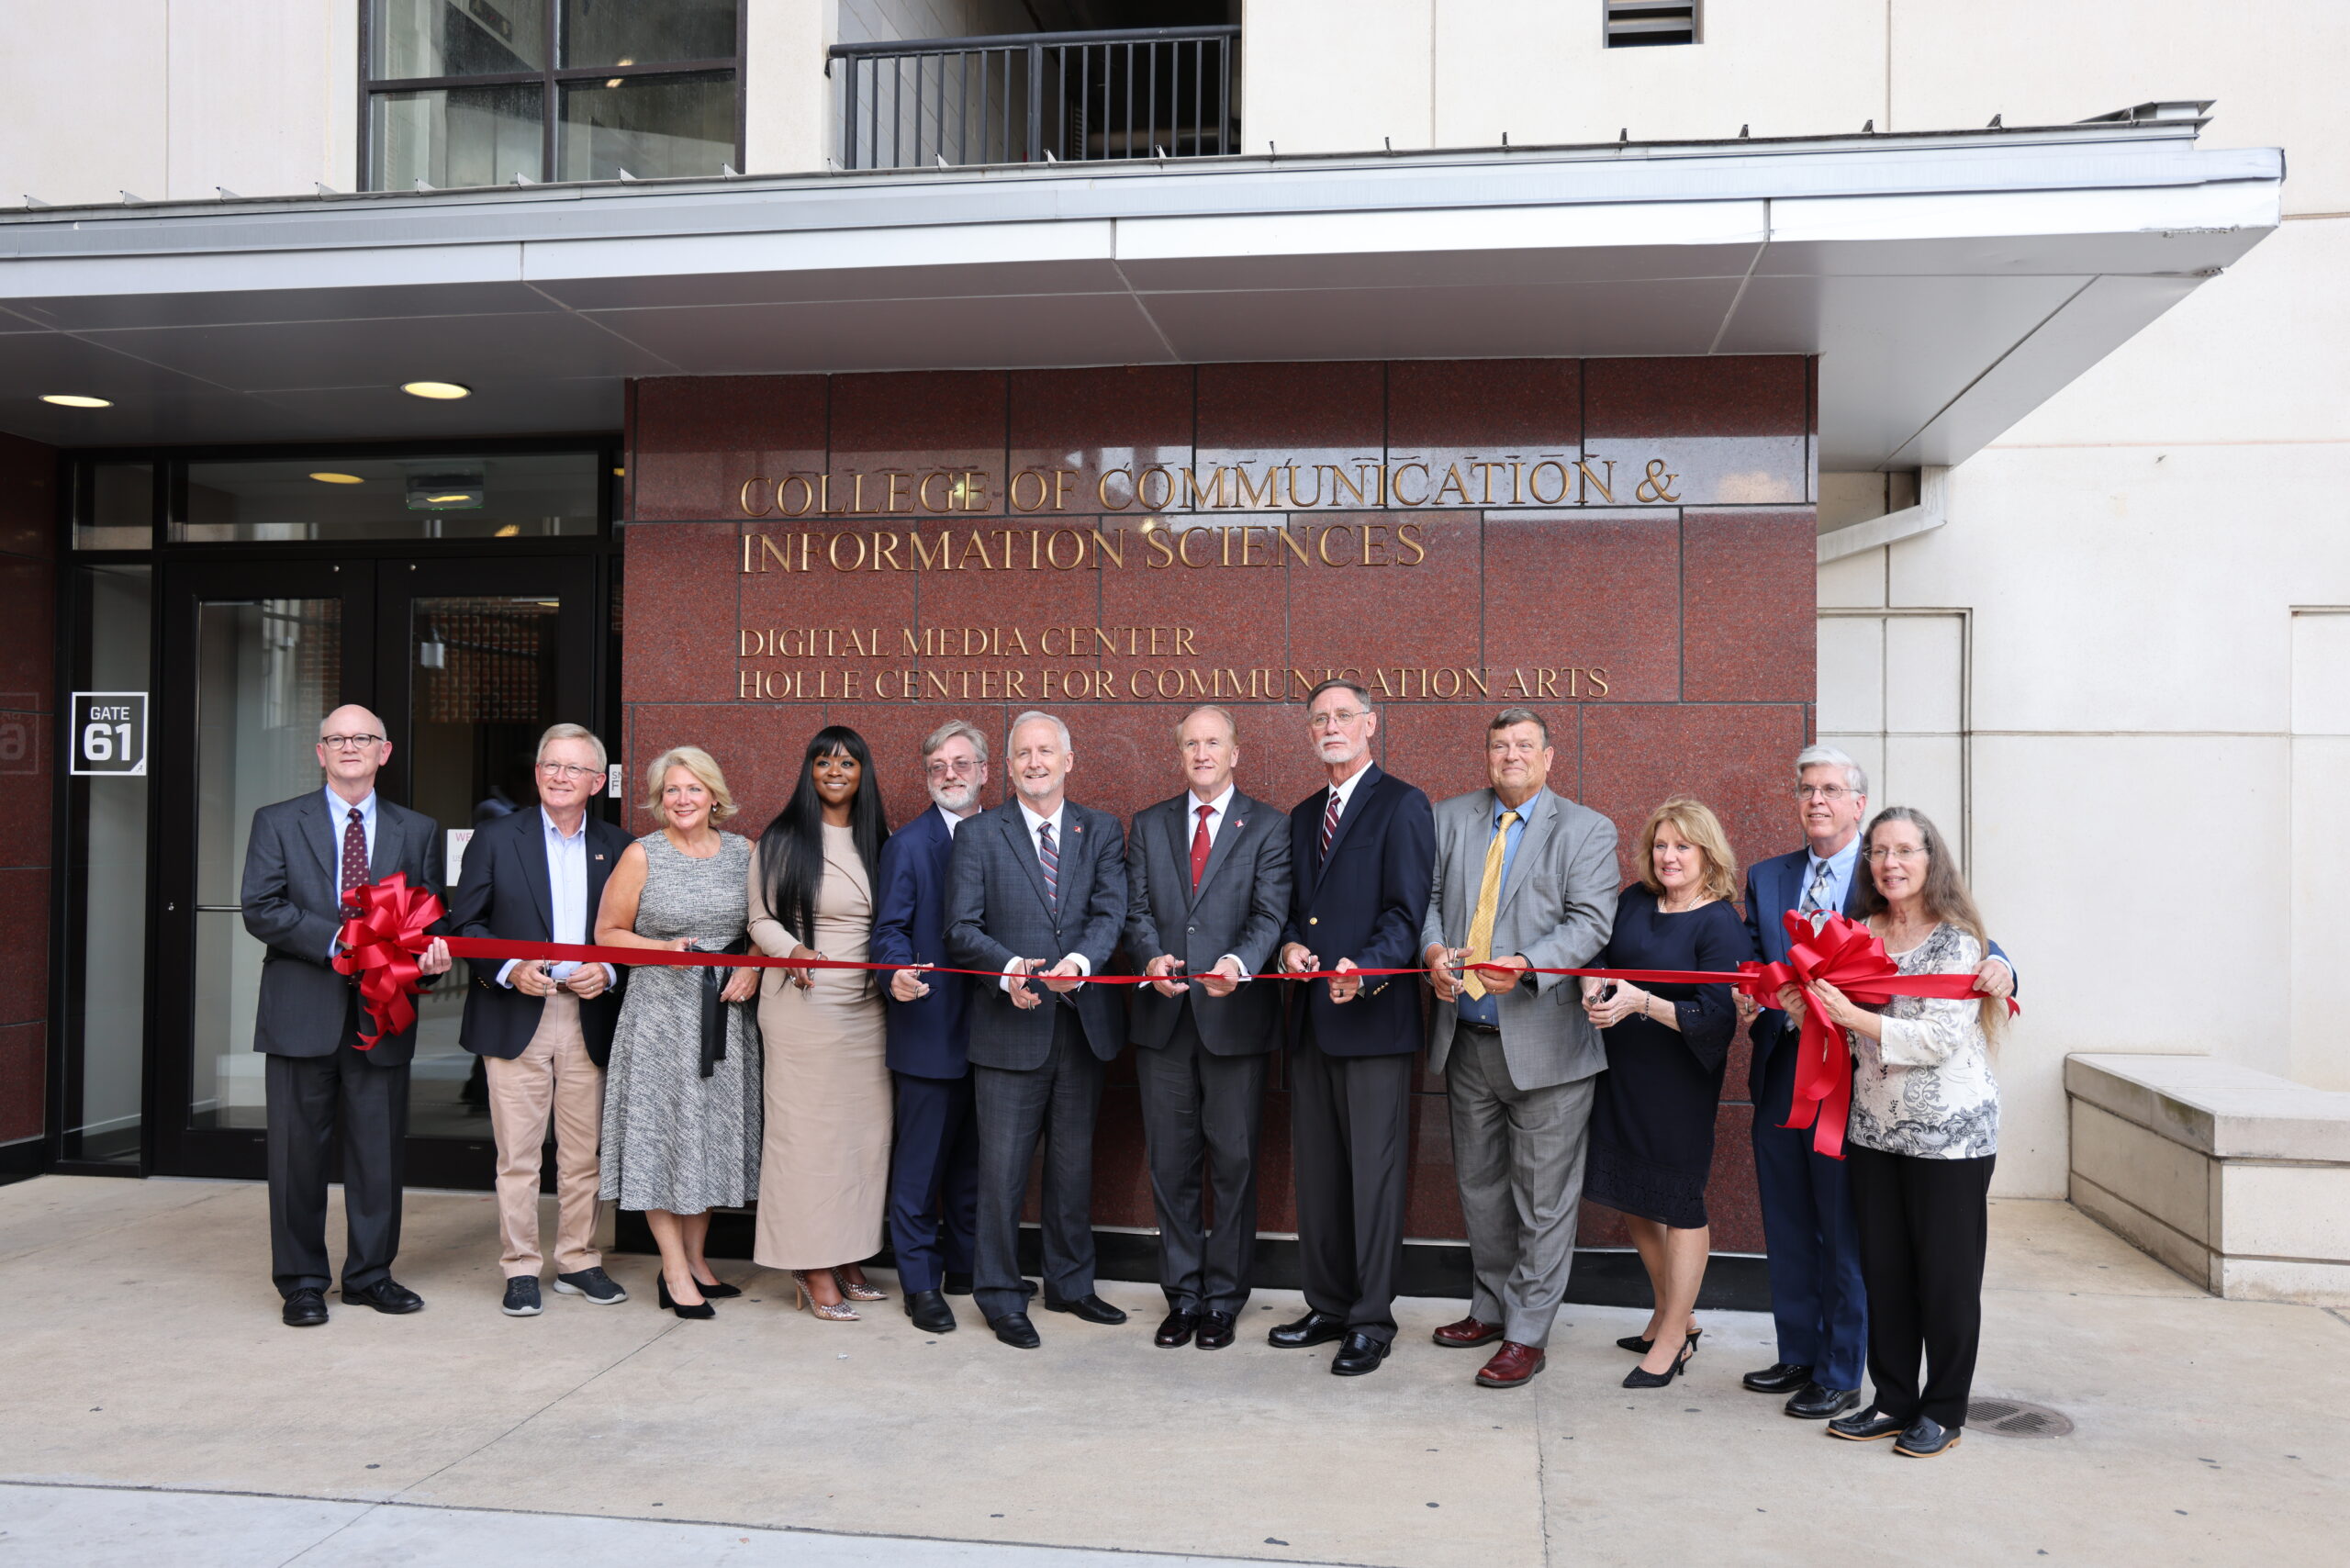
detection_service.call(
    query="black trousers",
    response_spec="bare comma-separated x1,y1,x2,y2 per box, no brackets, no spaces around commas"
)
1136,1005,1269,1316
1290,1025,1415,1342
265,1036,410,1299
971,1009,1103,1322
1846,1142,1995,1428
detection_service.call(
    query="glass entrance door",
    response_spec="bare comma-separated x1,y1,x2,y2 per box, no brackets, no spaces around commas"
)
154,554,600,1186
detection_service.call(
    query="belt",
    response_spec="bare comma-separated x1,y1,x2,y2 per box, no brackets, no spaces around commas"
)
1456,1018,1503,1036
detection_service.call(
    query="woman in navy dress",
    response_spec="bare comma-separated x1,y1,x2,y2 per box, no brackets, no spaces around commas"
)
1581,796,1755,1388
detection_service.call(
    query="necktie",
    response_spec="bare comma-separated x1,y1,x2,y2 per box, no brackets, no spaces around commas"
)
340,805,368,900
1800,858,1832,924
1460,810,1519,1001
1319,787,1342,860
1036,820,1058,913
1190,802,1214,892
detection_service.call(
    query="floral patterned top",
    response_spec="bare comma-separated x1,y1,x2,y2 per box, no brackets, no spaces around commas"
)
1844,922,1999,1159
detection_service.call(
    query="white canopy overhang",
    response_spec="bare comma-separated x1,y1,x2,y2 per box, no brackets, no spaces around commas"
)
0,111,2282,470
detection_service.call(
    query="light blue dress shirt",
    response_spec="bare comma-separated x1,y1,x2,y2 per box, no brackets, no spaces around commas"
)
498,809,614,989
321,787,378,958
1803,834,1863,918
1455,797,1531,1029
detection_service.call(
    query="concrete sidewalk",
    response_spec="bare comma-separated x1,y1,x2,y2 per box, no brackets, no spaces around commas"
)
0,1176,2342,1567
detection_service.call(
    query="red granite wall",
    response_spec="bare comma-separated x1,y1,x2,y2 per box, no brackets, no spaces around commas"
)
0,433,57,1156
621,359,1817,1251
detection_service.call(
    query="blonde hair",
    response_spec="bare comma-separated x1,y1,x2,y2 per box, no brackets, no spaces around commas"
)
1636,797,1740,905
642,745,736,823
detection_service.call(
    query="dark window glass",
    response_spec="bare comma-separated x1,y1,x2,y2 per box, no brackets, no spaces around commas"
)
372,0,548,79
172,454,600,543
561,0,737,67
558,72,736,181
77,463,153,550
370,84,544,189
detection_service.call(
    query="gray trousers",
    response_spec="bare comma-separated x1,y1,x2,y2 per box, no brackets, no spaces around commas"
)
971,1010,1102,1322
1135,1006,1269,1316
1446,1028,1595,1349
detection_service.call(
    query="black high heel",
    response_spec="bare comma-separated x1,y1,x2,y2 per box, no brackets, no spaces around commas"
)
1617,1325,1701,1356
690,1272,743,1300
658,1275,715,1319
1622,1336,1696,1389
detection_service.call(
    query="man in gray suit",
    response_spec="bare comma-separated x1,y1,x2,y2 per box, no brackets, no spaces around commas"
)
241,705,451,1327
1125,704,1292,1351
1420,707,1617,1387
946,711,1131,1349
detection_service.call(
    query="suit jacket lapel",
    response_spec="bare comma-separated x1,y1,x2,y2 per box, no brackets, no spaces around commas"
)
368,801,406,882
1311,766,1380,893
517,812,555,938
1000,807,1057,919
585,822,619,935
1187,793,1250,908
300,792,340,890
1495,788,1556,922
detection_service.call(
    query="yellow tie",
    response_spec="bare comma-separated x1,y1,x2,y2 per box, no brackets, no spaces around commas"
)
1461,810,1519,1001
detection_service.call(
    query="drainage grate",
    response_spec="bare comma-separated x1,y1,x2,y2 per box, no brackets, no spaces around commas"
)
1967,1397,2075,1438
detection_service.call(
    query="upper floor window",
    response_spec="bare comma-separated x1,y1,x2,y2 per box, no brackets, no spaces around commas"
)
1605,2,1699,48
363,1,743,190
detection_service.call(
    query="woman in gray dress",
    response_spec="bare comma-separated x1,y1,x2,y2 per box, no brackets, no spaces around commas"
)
594,745,762,1318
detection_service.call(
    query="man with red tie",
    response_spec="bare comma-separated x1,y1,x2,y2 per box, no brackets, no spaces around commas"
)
1124,705,1293,1350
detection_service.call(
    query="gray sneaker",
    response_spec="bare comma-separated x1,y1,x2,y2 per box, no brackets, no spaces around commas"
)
554,1266,629,1305
501,1276,543,1316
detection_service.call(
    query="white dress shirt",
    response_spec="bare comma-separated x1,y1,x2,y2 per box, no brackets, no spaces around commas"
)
1322,763,1370,826
498,809,616,990
1004,799,1091,991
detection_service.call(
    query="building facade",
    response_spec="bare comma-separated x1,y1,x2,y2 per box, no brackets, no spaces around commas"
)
0,2,2337,1292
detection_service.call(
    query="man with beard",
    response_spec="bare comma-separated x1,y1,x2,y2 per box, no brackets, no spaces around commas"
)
872,718,993,1334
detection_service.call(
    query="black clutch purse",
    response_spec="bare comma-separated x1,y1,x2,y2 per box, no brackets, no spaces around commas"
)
698,937,751,1079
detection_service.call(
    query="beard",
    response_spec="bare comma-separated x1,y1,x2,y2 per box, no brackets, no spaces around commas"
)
929,778,979,813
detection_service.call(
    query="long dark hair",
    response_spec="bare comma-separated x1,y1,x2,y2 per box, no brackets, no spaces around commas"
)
1854,805,2005,1042
755,726,889,948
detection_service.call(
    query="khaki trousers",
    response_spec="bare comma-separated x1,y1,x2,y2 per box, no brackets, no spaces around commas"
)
485,992,604,1277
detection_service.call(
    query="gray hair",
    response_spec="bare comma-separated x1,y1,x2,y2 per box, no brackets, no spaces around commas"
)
1007,710,1071,754
1177,704,1237,743
1304,678,1373,711
1488,706,1549,745
922,717,990,764
1795,744,1868,797
536,722,608,772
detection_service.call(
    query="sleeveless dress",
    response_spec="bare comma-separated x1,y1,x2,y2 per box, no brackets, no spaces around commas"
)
748,823,893,1269
598,831,763,1214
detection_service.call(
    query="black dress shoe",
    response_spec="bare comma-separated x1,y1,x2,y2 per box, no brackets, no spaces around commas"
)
1330,1331,1391,1376
1044,1292,1128,1326
990,1311,1042,1349
342,1279,424,1315
1894,1416,1963,1457
1155,1309,1199,1348
1742,1361,1814,1394
1828,1405,1907,1442
1195,1311,1237,1350
1785,1382,1862,1420
282,1288,328,1327
905,1289,957,1333
1268,1309,1347,1349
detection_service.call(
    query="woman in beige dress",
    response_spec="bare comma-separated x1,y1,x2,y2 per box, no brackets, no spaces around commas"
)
748,725,895,1320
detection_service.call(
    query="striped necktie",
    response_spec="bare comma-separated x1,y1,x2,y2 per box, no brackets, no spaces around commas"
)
1036,820,1059,913
1319,787,1342,860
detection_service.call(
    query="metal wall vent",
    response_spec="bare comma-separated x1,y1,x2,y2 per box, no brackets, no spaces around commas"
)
1967,1398,2075,1438
1606,2,1699,48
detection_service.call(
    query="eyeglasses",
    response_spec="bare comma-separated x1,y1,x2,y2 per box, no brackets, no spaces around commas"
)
319,734,384,751
537,762,599,780
1307,709,1366,730
1795,785,1852,801
925,759,979,778
1865,845,1928,862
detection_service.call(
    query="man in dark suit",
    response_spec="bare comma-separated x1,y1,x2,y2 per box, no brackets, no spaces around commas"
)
946,710,1130,1349
450,722,632,1319
1740,745,2015,1419
241,704,452,1327
871,717,990,1335
1272,678,1436,1377
1125,704,1293,1351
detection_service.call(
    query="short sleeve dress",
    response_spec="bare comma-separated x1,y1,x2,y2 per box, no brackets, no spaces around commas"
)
598,831,763,1214
1583,885,1755,1229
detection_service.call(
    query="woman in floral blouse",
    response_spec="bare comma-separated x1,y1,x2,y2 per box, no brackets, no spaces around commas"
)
1781,805,2007,1460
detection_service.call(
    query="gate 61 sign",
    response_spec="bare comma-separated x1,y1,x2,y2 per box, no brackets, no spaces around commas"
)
70,692,147,776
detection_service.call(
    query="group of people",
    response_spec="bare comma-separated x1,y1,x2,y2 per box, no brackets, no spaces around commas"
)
241,686,2014,1461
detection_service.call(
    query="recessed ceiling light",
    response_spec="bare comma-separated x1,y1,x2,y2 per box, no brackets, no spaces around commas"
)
310,471,364,484
604,77,623,88
399,380,471,400
41,394,112,409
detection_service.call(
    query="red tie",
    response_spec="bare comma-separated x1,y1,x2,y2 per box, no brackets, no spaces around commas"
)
1190,802,1214,891
340,805,369,899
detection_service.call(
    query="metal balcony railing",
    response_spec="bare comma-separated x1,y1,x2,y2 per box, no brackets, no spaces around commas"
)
829,25,1239,171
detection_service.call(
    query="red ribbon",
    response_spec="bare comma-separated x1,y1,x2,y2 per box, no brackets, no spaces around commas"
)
337,887,2012,1153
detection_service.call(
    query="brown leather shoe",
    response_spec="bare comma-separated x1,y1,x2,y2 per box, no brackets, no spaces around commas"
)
1432,1315,1504,1349
1475,1341,1547,1387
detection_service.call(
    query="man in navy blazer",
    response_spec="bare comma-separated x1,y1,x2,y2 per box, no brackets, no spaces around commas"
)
450,723,632,1318
871,718,990,1335
946,711,1131,1349
1740,745,2015,1420
1271,678,1436,1377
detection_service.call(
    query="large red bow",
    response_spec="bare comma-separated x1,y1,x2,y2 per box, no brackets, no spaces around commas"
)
333,874,446,1048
